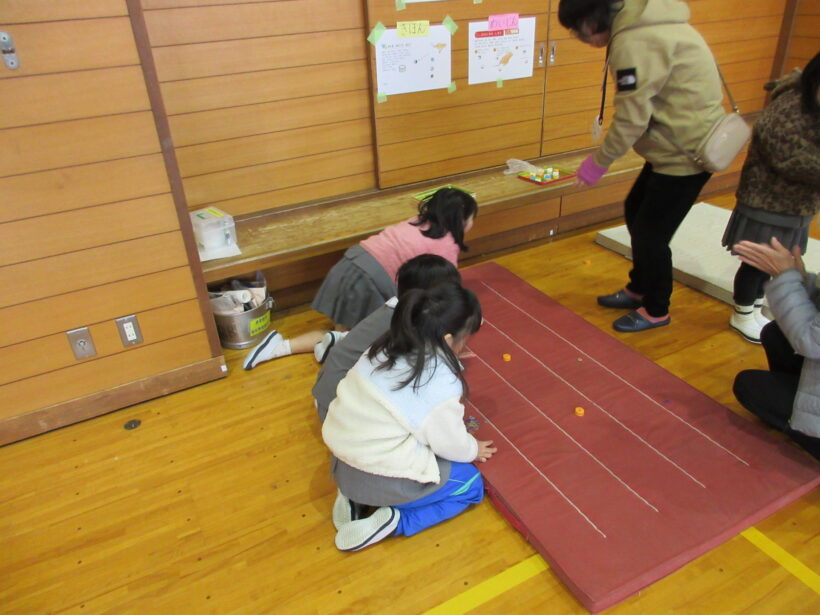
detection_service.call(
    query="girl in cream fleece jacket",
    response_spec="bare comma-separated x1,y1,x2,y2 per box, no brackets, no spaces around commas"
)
322,282,496,552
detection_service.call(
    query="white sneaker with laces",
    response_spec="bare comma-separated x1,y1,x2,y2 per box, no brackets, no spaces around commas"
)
334,507,400,552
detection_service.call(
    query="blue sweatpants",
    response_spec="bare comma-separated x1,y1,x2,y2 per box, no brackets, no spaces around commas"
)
393,462,484,536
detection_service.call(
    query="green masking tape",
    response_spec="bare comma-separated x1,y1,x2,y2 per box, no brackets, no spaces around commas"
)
367,22,386,45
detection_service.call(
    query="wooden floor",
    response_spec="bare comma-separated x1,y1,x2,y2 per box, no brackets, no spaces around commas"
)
1,194,818,615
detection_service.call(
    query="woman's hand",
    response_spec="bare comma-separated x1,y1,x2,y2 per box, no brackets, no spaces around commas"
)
474,440,497,463
733,237,805,277
574,154,608,187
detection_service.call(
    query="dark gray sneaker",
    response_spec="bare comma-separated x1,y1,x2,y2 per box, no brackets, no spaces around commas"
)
597,290,642,310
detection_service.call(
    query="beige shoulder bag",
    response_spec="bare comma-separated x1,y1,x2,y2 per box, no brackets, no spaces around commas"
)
652,66,751,173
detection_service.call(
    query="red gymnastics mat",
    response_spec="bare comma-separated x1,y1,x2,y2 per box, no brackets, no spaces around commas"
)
460,263,820,613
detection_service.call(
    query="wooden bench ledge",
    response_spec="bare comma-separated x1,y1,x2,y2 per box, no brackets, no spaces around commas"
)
200,148,743,309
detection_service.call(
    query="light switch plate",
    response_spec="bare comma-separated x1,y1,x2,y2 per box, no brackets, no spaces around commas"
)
115,315,143,346
67,327,96,359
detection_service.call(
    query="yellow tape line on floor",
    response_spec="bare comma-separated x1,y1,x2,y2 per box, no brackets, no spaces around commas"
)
742,527,820,594
423,554,548,615
423,528,817,614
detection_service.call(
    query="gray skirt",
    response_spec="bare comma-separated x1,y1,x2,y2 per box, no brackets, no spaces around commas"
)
311,245,397,329
722,205,812,254
330,454,452,507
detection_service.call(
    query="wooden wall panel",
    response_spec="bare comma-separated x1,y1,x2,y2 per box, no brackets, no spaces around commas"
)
152,29,366,82
782,0,819,71
143,0,362,46
0,268,198,349
0,19,139,79
0,66,150,129
168,91,370,148
160,62,370,116
0,232,188,309
183,147,375,207
213,173,377,218
0,6,221,441
0,194,179,266
0,113,160,176
1,332,212,417
0,155,169,223
143,0,377,217
0,1,127,23
0,300,204,386
176,119,373,178
378,145,539,187
367,0,549,188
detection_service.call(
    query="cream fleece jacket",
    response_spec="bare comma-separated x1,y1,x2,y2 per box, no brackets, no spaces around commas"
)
594,0,725,175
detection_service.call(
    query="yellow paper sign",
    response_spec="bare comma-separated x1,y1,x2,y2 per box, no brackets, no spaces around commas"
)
397,20,430,38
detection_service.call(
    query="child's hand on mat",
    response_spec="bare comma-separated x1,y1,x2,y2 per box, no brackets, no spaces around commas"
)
475,440,497,463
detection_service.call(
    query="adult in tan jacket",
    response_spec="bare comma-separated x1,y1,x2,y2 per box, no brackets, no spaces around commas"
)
558,0,725,332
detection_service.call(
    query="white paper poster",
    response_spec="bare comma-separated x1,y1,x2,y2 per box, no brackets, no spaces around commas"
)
375,25,452,96
468,17,536,85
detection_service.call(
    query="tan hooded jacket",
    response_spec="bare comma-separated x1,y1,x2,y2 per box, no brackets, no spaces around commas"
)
593,0,725,175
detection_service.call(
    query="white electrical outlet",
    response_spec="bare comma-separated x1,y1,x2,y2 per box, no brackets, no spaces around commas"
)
115,315,143,346
123,321,137,342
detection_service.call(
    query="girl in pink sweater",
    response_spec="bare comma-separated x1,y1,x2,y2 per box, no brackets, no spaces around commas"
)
311,187,477,330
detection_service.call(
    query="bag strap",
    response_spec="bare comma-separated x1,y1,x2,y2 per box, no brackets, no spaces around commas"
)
651,62,741,164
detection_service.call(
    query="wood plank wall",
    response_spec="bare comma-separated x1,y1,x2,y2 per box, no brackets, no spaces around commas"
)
784,0,819,71
367,0,548,188
140,0,377,217
544,0,788,156
138,0,793,216
0,0,222,444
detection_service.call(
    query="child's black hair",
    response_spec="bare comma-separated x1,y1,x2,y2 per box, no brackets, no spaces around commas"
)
396,254,461,297
368,281,482,394
558,0,616,34
800,52,820,117
412,187,477,252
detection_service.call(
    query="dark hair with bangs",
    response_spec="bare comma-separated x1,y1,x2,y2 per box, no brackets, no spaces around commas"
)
368,282,482,394
558,0,615,34
800,52,820,116
396,254,461,297
412,187,477,252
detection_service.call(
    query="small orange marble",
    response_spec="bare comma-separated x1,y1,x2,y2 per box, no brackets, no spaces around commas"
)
502,353,512,362
574,406,585,417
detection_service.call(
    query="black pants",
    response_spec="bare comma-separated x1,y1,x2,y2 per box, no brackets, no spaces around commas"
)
733,262,770,306
733,322,819,460
624,162,711,317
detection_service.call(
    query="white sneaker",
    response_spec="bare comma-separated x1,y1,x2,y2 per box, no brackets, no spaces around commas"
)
243,330,284,370
335,507,400,552
753,301,772,328
332,490,352,530
730,306,763,344
313,331,347,363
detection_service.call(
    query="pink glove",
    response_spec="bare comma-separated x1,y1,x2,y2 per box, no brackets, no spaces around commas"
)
576,155,608,186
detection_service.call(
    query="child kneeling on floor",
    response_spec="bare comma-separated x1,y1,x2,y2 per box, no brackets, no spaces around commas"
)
322,282,496,551
311,186,477,330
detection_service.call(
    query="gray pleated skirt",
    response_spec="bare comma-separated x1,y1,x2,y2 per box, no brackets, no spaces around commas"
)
330,454,452,507
311,245,397,329
722,205,812,254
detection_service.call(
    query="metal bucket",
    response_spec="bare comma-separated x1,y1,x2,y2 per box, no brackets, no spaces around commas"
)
213,296,275,350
